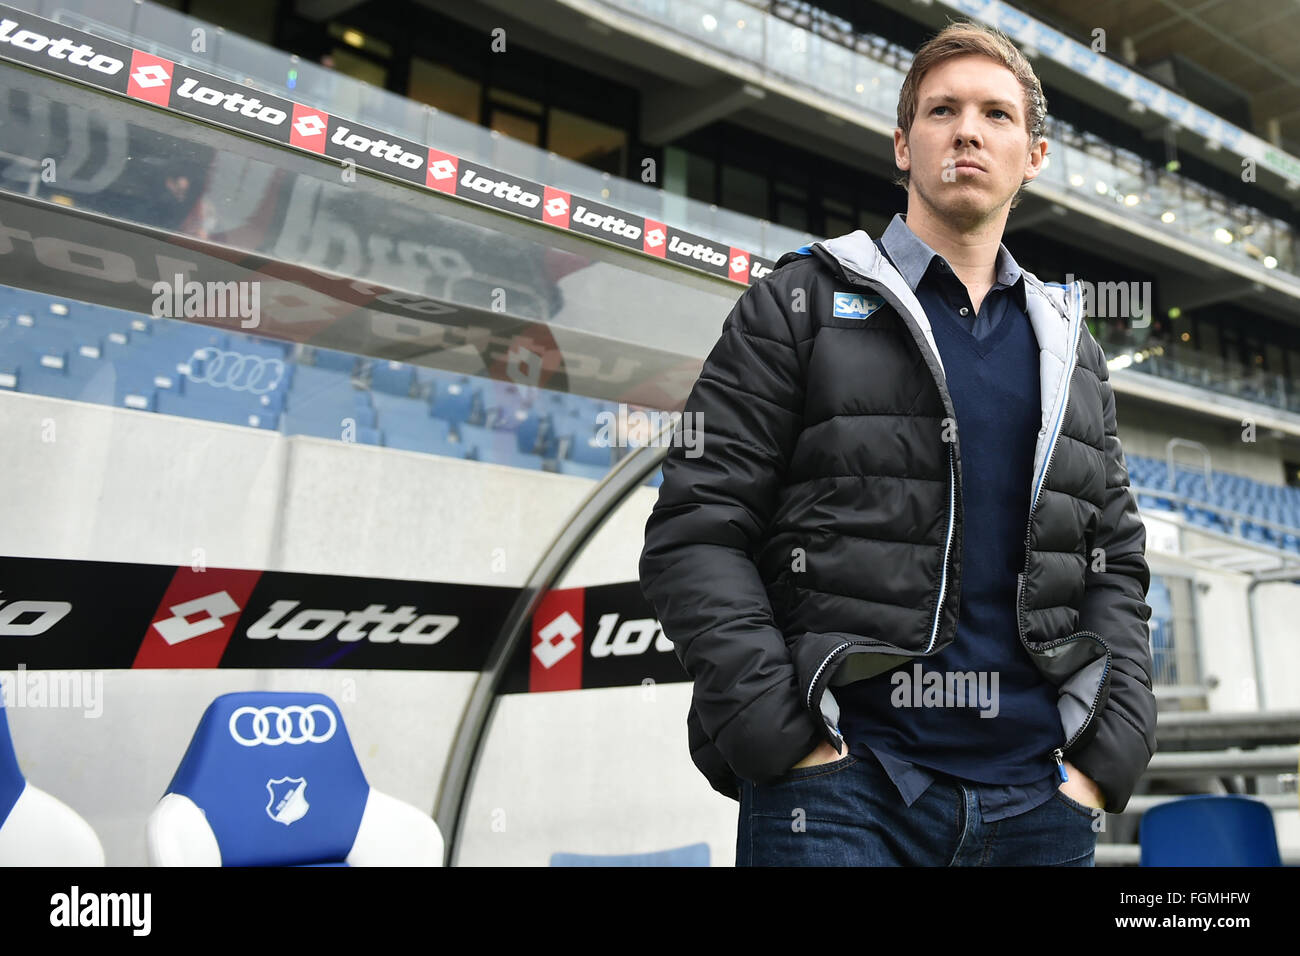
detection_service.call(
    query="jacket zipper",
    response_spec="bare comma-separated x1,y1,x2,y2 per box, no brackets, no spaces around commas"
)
804,637,894,748
927,443,957,653
1039,628,1112,752
803,438,957,741
1011,282,1109,771
799,258,961,738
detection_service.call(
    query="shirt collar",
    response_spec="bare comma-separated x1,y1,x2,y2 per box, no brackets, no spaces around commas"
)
879,212,1026,310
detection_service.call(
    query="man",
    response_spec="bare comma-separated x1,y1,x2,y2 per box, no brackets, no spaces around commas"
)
638,21,1155,866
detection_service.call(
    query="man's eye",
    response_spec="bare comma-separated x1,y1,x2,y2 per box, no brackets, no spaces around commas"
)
991,109,1010,119
932,106,950,115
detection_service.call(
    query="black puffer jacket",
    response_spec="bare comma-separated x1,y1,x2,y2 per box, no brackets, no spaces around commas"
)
639,228,1156,814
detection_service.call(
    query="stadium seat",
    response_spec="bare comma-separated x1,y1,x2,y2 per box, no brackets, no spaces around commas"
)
147,692,443,866
431,378,484,426
0,702,105,866
1139,795,1282,866
310,348,359,374
369,359,416,396
568,432,616,467
549,842,710,866
282,411,381,443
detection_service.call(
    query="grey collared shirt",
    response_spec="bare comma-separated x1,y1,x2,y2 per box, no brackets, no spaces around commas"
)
878,212,1027,341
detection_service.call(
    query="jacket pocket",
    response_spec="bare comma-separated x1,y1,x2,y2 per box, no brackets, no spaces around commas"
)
687,706,741,801
792,632,856,746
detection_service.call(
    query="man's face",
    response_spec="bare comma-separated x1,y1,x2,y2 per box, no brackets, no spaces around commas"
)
894,54,1045,230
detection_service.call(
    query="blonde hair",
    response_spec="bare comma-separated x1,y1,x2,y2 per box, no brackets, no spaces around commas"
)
894,20,1047,208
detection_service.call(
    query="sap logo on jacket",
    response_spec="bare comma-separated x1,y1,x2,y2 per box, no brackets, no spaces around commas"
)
832,291,885,319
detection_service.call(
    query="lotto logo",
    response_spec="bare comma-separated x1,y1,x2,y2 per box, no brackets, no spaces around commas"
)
293,114,325,138
134,566,262,669
152,590,242,646
529,589,584,692
290,103,329,153
534,610,580,668
126,51,173,106
643,221,667,255
131,64,168,88
426,149,458,192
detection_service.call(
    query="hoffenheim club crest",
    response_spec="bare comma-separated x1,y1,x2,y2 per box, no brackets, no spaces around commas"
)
265,776,310,825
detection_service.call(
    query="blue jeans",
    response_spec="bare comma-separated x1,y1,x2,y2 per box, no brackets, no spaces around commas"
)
736,747,1099,866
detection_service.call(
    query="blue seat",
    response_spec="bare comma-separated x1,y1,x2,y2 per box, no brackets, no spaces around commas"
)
430,379,482,425
15,357,88,401
458,422,534,464
369,359,415,396
156,392,275,429
1140,795,1282,866
184,348,289,410
515,411,560,456
282,411,381,444
285,365,366,407
383,428,470,458
568,433,616,467
146,692,442,866
550,842,710,866
311,349,358,373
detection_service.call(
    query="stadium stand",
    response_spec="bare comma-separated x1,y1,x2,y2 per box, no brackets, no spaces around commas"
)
0,285,663,487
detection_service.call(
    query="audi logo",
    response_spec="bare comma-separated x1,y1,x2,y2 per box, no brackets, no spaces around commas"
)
186,347,285,395
229,704,338,747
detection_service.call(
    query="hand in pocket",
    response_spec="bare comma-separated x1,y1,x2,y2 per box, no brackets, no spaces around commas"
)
790,738,848,771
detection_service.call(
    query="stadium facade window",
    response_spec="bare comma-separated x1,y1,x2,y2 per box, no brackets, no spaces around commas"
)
408,58,481,123
548,109,626,178
773,182,809,233
1285,462,1300,490
683,151,716,206
328,46,388,88
189,0,276,45
487,90,544,147
720,165,767,221
822,197,855,238
858,209,892,235
489,109,541,148
1196,315,1222,361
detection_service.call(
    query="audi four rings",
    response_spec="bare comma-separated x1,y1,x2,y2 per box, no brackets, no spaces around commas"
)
187,347,286,395
229,704,338,746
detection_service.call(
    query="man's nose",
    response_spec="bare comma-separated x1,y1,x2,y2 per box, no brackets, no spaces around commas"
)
954,108,983,147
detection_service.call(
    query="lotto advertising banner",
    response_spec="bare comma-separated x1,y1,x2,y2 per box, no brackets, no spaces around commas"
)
0,4,776,286
0,555,688,691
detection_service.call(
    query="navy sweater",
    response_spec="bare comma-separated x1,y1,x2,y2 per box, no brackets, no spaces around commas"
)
833,217,1064,821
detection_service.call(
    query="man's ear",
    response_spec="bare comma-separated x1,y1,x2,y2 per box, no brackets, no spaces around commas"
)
893,127,911,172
1022,137,1047,183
